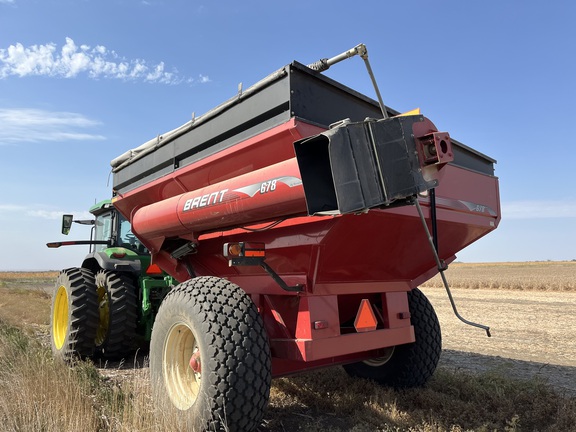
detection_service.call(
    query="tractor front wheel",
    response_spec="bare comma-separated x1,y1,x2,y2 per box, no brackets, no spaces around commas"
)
343,288,441,388
150,276,271,432
50,268,99,361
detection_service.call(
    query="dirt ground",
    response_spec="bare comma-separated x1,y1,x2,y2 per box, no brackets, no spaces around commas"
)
421,287,576,397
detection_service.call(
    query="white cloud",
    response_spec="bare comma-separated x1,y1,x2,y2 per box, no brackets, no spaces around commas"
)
0,37,206,84
0,0,15,4
198,74,211,83
27,210,92,220
0,108,105,144
0,204,91,221
26,210,67,220
0,204,24,212
502,200,576,219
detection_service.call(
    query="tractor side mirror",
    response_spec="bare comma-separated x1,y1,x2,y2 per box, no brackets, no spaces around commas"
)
61,214,73,235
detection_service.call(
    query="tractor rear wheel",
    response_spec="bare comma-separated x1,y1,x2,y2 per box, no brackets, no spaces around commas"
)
150,276,271,432
50,268,99,361
94,270,138,359
343,288,441,388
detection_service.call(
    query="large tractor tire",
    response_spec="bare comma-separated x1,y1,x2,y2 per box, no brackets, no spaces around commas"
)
50,268,99,361
343,287,441,388
94,270,138,359
150,276,271,432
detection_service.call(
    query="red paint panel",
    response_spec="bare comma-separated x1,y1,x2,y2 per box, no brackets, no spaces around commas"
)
382,292,411,329
295,296,340,339
270,325,415,364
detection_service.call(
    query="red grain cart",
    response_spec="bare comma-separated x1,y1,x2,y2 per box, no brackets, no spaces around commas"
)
109,46,500,430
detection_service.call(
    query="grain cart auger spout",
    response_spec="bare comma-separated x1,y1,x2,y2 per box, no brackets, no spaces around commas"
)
48,44,500,432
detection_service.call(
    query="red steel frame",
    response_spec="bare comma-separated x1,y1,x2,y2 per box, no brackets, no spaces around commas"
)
113,117,500,377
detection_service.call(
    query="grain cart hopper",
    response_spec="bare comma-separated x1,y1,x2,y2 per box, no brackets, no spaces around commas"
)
50,45,500,431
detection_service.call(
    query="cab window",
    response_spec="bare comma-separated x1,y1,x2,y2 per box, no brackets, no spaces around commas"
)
94,212,112,252
118,214,148,254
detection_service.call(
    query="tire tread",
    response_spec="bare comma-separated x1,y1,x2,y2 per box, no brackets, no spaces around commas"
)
94,270,138,359
150,276,271,431
51,267,99,359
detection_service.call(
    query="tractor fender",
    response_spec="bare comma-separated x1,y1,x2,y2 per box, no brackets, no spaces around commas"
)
82,251,142,274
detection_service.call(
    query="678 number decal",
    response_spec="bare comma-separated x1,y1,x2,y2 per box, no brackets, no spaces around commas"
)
260,180,277,194
231,176,302,199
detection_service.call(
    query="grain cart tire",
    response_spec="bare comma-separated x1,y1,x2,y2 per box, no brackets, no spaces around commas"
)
150,276,271,432
50,268,99,360
343,288,441,388
94,270,138,359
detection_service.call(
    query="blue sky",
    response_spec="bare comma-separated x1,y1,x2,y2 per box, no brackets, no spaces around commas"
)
0,0,574,270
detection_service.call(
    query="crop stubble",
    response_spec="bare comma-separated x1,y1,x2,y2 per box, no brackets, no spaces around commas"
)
420,261,576,396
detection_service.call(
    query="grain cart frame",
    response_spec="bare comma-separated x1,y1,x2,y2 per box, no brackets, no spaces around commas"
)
49,45,500,431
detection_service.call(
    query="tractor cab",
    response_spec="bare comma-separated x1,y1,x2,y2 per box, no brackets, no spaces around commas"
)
48,199,151,271
90,200,148,255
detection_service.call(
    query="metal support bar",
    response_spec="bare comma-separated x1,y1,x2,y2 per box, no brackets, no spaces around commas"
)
183,262,196,279
307,44,367,71
226,244,303,292
170,242,197,260
307,43,388,119
260,261,303,292
414,198,491,337
360,54,388,119
430,189,439,253
170,242,197,277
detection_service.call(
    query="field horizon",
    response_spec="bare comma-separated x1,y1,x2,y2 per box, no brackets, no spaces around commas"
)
2,259,575,272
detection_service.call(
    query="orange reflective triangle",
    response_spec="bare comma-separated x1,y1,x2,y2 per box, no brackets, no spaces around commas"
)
354,299,378,332
146,263,163,275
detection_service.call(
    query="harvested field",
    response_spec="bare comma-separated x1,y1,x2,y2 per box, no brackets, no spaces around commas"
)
0,273,52,330
0,271,58,291
0,266,575,431
421,261,576,291
421,261,576,397
422,288,576,396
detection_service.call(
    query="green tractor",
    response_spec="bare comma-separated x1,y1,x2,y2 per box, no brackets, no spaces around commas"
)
47,199,175,360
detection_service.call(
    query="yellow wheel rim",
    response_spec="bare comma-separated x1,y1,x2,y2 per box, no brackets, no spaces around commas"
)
96,284,109,346
52,285,69,350
163,322,200,410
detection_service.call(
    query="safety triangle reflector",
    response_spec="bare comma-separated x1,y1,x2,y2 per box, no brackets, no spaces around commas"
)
354,299,378,332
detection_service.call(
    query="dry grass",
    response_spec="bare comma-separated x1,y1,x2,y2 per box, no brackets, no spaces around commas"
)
0,321,100,431
0,318,574,432
421,261,576,291
0,287,50,332
0,271,55,331
0,320,203,432
1,268,575,431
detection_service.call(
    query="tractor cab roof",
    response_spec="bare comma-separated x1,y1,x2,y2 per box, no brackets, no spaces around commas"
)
89,199,114,216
